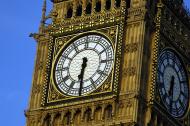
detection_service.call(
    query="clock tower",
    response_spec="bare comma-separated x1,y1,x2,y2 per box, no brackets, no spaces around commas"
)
26,0,190,126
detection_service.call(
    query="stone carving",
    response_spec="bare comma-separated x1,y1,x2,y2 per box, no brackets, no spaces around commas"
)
123,67,136,76
32,84,42,94
54,36,73,55
124,43,138,53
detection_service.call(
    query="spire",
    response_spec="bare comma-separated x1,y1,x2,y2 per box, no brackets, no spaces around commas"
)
39,0,47,33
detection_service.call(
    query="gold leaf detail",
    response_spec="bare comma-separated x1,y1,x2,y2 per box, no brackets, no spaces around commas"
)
124,43,138,53
123,67,136,76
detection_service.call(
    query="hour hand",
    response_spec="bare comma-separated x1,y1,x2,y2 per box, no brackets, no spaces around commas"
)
78,57,88,96
168,76,175,97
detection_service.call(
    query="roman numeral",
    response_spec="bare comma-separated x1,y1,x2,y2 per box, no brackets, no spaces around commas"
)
180,91,187,98
98,46,111,54
62,76,69,82
179,100,185,110
180,80,186,84
67,81,75,93
85,42,88,49
97,70,107,76
56,67,69,71
62,55,72,60
73,43,80,53
90,78,96,88
100,59,113,63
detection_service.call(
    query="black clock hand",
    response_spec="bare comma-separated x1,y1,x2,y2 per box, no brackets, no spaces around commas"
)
78,57,88,96
169,76,175,96
169,76,175,112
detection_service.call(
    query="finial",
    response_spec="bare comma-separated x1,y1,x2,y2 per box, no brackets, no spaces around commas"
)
39,0,47,33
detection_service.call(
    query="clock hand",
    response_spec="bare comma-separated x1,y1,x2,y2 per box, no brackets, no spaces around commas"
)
78,57,88,96
169,76,175,96
169,76,175,112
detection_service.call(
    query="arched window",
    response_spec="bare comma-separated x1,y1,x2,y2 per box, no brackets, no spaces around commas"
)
63,112,71,125
95,1,101,12
86,2,92,14
84,108,92,122
74,110,81,125
53,113,61,126
105,0,111,10
67,7,73,18
43,114,51,126
115,0,121,8
105,105,112,119
76,4,82,16
94,106,102,121
126,0,131,8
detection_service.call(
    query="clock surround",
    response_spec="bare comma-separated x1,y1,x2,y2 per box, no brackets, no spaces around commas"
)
44,27,122,105
53,34,114,96
157,48,189,118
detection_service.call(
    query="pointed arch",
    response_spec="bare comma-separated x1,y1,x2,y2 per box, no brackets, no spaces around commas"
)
104,104,112,119
84,108,92,122
43,114,51,126
94,106,102,121
95,0,101,12
66,4,73,18
86,1,92,14
63,111,71,125
53,113,61,126
105,0,111,10
115,0,121,8
76,4,82,16
73,109,81,125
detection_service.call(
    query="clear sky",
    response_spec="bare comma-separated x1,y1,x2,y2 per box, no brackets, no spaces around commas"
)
0,1,189,126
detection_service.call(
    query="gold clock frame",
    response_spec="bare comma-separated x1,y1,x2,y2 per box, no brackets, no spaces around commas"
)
42,25,124,107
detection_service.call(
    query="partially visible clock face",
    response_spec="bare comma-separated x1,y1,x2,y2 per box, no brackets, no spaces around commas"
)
157,50,189,118
53,34,114,96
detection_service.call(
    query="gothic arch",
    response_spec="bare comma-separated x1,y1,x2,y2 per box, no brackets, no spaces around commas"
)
86,0,92,14
43,114,51,126
94,106,102,121
95,0,101,12
84,108,92,122
63,111,71,125
76,4,82,16
105,0,111,10
104,104,112,119
66,4,73,18
73,109,81,125
115,0,121,8
53,113,61,126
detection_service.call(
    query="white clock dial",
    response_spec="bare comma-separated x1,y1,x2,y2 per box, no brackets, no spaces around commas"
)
157,49,189,118
54,34,114,96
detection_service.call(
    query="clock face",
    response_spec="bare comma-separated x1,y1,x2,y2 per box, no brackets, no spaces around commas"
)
53,34,114,96
157,50,189,118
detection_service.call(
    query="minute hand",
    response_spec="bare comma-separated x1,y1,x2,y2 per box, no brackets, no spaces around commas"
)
169,76,175,96
78,57,88,96
169,76,175,112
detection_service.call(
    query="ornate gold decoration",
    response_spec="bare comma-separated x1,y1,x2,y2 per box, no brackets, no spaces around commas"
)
32,84,42,94
124,43,138,53
38,61,44,70
149,3,162,105
43,25,123,105
122,67,136,76
54,36,73,55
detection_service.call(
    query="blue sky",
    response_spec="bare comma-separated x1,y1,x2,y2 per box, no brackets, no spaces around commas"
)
0,1,189,126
